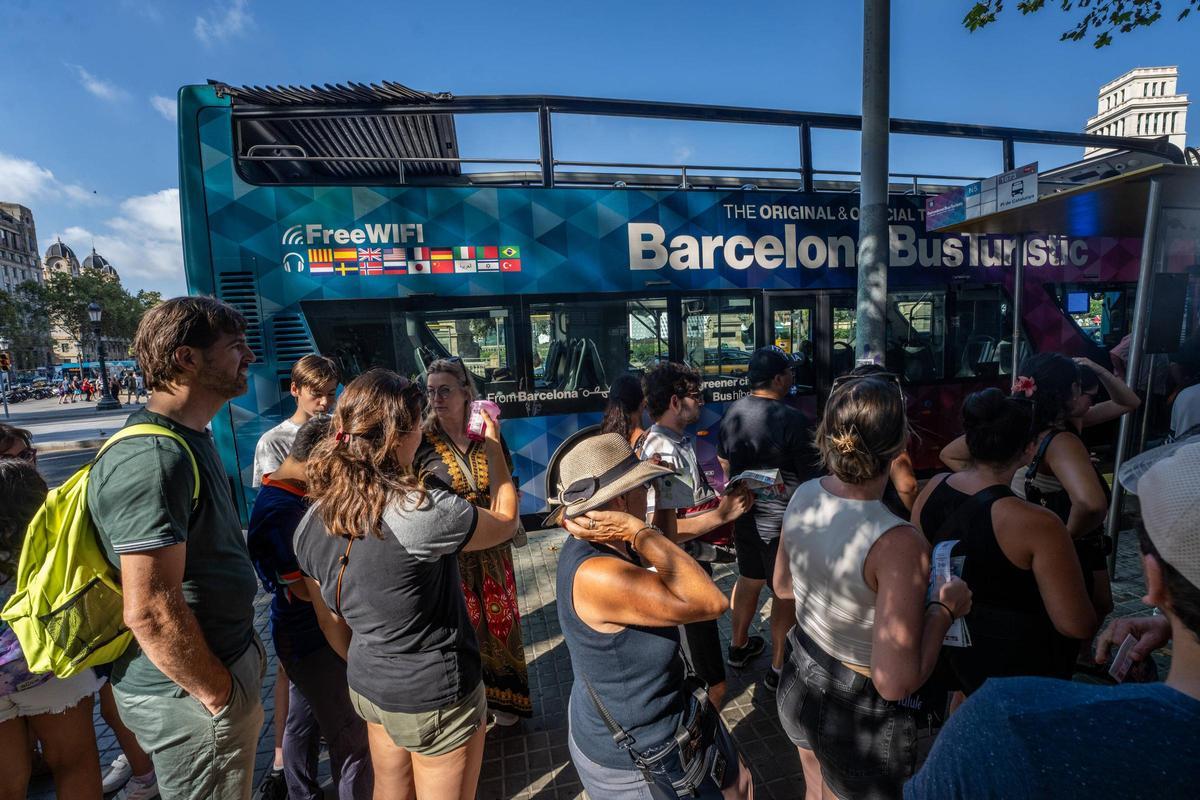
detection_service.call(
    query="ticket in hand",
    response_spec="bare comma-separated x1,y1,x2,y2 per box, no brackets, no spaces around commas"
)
1108,634,1138,682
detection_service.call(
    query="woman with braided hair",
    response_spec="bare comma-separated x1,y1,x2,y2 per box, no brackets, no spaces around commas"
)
772,373,972,800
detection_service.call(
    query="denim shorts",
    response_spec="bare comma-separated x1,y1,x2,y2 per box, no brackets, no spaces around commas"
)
776,629,917,800
569,714,740,800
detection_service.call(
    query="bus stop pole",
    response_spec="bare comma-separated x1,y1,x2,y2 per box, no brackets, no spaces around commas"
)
855,0,890,364
1011,235,1025,377
1106,176,1163,575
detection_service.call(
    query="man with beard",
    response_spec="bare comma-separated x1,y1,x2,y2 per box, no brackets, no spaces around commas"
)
88,296,264,800
640,362,753,709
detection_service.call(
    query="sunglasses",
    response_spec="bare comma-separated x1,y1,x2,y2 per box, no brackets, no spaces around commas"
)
11,447,37,464
831,371,903,394
429,386,461,400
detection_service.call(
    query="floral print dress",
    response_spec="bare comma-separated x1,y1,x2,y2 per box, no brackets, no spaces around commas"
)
416,430,532,718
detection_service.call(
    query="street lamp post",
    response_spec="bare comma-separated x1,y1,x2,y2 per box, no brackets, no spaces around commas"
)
88,302,121,411
0,335,10,419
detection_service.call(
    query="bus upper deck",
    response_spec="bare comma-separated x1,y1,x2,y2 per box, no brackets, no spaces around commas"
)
177,81,1200,520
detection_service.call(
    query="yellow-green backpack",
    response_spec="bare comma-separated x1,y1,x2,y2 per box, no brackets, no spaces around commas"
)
1,424,199,678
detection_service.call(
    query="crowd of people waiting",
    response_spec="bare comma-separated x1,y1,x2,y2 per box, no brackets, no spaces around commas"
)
0,293,1197,800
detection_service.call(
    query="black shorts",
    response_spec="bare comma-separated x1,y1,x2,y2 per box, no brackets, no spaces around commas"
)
777,629,916,800
734,524,780,582
680,560,726,687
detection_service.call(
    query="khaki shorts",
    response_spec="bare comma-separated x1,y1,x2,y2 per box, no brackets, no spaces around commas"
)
350,681,486,757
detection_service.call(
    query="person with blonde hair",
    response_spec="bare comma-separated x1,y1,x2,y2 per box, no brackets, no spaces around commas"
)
773,373,972,800
294,368,519,800
415,358,531,726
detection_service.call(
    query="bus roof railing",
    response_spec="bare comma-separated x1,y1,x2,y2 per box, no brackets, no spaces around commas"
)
215,82,1186,191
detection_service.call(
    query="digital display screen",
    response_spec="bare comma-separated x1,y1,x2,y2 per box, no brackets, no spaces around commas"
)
1066,292,1090,314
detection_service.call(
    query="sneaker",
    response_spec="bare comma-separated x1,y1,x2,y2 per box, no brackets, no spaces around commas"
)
490,710,521,727
763,667,781,693
727,635,766,668
115,773,159,800
256,769,288,800
102,753,133,794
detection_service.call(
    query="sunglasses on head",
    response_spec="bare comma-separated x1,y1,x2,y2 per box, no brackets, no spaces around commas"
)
831,371,902,394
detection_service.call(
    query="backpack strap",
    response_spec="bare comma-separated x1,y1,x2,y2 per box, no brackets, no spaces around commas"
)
97,424,201,506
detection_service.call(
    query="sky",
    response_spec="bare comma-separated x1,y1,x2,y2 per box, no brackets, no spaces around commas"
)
1,0,1197,297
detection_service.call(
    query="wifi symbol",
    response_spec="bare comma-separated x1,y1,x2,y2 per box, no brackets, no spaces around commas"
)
282,225,305,246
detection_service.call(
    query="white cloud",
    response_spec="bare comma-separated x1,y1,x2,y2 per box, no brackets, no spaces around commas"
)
55,189,186,295
194,0,253,45
0,152,99,206
68,64,129,101
150,95,177,122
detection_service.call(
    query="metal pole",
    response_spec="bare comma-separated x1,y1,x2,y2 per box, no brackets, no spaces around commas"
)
1002,138,1015,172
1106,176,1163,574
1,368,8,419
855,0,890,364
799,122,814,193
1011,235,1025,377
538,106,555,188
94,323,121,411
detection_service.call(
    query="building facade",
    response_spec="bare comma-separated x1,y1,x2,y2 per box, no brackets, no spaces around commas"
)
1085,66,1189,158
41,242,129,371
0,202,51,371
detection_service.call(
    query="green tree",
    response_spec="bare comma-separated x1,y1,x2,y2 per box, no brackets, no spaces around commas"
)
24,270,160,362
0,284,53,371
965,0,1198,47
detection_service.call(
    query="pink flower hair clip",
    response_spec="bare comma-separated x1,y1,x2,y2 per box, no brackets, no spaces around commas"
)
1012,376,1036,397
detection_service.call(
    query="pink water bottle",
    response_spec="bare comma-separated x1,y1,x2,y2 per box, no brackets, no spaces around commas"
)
467,399,502,442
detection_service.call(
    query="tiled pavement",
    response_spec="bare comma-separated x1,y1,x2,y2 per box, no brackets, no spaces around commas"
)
30,524,1167,800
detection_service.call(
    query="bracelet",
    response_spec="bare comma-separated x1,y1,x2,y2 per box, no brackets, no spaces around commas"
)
630,526,660,552
926,600,954,620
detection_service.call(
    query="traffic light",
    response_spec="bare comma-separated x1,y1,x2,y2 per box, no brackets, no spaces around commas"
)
0,353,10,371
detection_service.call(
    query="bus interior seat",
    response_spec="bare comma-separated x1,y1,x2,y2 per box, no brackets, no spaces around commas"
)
996,340,1012,374
957,335,997,377
542,339,569,388
572,338,606,391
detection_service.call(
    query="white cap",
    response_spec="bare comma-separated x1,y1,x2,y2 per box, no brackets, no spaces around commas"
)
1120,440,1200,588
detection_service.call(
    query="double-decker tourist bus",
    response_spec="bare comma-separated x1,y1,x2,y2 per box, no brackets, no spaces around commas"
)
177,81,1194,521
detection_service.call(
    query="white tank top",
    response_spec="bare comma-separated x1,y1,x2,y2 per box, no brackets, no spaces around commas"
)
782,477,911,667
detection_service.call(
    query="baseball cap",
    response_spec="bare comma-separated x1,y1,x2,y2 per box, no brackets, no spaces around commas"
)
747,346,792,385
1119,439,1200,588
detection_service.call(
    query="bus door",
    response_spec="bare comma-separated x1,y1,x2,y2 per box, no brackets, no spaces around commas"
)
764,293,818,398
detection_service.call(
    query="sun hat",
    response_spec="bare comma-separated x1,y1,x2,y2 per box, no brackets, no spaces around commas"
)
545,432,673,526
747,346,792,385
1119,438,1200,588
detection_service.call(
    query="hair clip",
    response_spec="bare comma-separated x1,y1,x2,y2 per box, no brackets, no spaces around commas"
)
335,430,354,443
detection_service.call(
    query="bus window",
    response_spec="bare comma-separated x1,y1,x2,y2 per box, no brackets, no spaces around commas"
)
528,297,667,396
832,304,857,377
682,295,756,381
300,299,518,396
886,291,945,382
772,305,815,393
948,288,1018,378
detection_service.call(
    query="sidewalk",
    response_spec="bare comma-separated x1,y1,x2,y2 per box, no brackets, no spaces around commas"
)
4,395,139,451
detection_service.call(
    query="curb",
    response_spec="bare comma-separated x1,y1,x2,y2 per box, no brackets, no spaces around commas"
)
38,439,108,453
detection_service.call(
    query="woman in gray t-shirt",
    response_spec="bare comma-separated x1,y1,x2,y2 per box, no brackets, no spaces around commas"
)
294,369,519,800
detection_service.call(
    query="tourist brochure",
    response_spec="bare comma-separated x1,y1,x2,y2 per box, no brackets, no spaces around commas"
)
725,468,786,499
930,540,971,647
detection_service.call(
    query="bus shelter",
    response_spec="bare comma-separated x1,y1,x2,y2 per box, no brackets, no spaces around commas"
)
935,163,1200,573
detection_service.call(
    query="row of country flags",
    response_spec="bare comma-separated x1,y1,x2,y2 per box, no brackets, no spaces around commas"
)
304,246,522,276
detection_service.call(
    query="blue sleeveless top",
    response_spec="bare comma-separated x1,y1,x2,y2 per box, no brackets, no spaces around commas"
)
557,533,686,769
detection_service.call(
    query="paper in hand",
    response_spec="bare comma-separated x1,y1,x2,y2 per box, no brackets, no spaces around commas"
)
1108,634,1138,682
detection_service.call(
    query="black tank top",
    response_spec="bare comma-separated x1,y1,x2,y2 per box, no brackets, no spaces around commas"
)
920,477,1077,693
557,534,686,769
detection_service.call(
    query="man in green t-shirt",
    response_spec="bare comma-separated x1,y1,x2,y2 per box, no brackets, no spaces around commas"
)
88,296,262,800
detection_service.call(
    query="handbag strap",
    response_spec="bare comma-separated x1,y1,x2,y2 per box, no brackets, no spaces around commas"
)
584,679,637,750
1024,429,1061,501
334,535,355,618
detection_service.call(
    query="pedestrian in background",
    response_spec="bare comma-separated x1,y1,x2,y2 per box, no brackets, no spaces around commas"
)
718,346,819,692
247,414,372,800
88,296,263,800
0,459,104,800
600,373,648,449
416,357,532,725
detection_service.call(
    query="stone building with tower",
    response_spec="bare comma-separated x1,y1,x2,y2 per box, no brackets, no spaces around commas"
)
1085,66,1189,158
41,240,129,371
0,203,50,370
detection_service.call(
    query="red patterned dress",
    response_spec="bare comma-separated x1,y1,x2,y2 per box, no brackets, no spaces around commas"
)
415,430,532,718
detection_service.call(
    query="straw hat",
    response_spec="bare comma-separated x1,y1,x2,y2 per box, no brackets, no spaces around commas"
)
546,432,673,525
